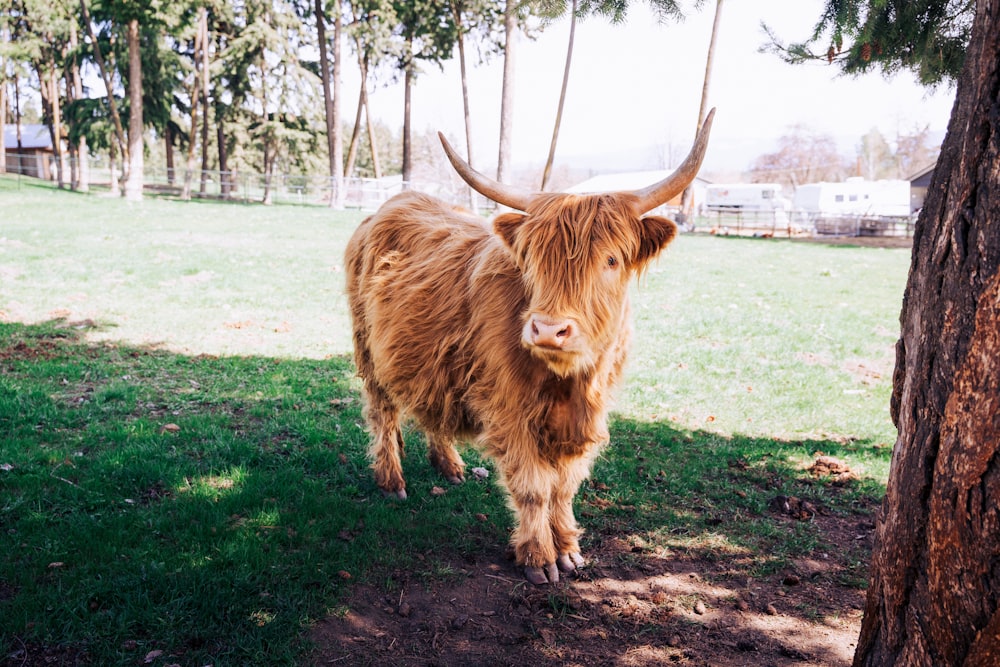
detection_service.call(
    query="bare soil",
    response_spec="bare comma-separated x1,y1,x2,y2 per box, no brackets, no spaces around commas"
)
310,508,873,667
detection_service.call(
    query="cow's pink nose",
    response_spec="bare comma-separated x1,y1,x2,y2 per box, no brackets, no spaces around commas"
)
529,318,574,349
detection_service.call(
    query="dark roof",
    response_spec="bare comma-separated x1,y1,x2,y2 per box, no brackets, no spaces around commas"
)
3,124,53,150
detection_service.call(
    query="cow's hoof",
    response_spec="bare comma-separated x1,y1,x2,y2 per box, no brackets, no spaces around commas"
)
524,562,560,585
380,488,407,500
557,552,584,573
445,474,465,485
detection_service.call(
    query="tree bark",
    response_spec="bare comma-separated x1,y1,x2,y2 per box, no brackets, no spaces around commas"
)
679,0,722,222
181,9,206,201
123,18,143,201
199,12,211,196
330,6,344,208
68,21,89,192
0,70,6,174
496,0,517,184
316,0,335,200
80,0,128,177
540,0,576,192
853,1,1000,665
401,41,413,187
450,0,476,210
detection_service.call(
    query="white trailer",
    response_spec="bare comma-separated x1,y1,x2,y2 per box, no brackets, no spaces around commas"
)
704,183,791,211
793,178,911,217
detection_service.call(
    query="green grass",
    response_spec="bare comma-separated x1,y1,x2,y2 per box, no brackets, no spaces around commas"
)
0,176,907,664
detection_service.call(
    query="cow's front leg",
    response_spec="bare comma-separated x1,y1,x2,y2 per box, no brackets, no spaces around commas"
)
503,463,561,585
550,451,597,574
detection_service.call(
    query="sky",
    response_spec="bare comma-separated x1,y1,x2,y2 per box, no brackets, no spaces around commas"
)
352,0,958,176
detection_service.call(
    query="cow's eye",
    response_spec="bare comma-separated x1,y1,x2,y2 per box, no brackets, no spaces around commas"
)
606,256,618,268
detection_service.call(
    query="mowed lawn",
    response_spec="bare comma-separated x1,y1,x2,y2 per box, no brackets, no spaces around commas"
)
0,175,908,664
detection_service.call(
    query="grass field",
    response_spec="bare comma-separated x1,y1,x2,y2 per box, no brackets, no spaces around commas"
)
0,175,909,665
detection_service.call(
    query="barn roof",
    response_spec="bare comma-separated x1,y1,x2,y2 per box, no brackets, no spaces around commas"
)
3,124,53,150
566,171,710,194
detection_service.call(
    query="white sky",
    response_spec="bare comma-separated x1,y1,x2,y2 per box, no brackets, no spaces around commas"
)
353,0,957,175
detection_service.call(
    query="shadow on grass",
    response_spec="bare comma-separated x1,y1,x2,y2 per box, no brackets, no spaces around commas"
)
0,320,886,666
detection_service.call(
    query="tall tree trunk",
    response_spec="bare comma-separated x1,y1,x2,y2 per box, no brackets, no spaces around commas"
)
496,0,517,185
450,0,475,210
401,41,413,188
108,141,120,196
80,0,128,174
67,21,89,193
199,12,211,195
0,70,6,174
331,6,344,208
181,9,206,201
679,0,723,223
540,0,576,191
344,46,367,180
165,125,175,186
853,1,1000,665
123,18,143,201
316,0,337,205
40,63,64,187
365,88,381,180
217,119,229,198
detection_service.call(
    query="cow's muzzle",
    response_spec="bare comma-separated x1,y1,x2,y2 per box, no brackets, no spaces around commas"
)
524,315,576,350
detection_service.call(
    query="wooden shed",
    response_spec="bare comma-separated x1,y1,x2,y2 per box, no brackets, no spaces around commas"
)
3,124,54,179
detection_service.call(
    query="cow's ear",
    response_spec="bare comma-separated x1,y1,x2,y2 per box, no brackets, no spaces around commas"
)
493,212,526,250
635,215,678,266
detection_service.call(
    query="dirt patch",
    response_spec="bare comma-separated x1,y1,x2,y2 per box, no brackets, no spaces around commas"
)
309,512,872,667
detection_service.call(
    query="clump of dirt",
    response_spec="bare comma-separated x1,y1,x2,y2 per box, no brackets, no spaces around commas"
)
309,511,873,667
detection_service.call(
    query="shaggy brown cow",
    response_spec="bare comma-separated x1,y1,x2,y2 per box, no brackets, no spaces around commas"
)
345,110,714,584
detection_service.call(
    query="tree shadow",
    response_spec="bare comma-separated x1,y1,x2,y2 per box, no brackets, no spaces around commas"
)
0,320,885,666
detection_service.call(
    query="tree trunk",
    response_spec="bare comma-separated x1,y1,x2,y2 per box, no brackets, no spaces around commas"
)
540,0,576,192
450,1,475,210
80,0,128,177
0,70,6,174
123,18,143,201
679,0,723,223
331,6,344,208
316,0,337,205
344,45,367,180
68,21,89,192
108,141,120,196
496,0,517,184
165,125,175,186
199,12,211,196
401,41,413,187
181,9,206,201
365,87,381,180
217,120,229,198
853,2,1000,665
40,63,64,188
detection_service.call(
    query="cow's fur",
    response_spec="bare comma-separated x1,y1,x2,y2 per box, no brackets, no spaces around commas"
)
345,189,677,583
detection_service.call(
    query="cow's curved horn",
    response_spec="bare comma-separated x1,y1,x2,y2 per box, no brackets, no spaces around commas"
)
631,108,716,214
438,132,536,211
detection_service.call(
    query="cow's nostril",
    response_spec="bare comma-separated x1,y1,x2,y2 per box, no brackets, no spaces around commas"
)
557,327,569,338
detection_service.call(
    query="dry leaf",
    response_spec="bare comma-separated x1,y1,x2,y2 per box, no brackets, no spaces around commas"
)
160,423,181,434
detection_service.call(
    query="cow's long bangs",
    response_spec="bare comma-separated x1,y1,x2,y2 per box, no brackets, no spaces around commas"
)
521,195,641,282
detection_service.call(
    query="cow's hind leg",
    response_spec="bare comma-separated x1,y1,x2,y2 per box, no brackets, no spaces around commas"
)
364,381,407,500
428,433,465,485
